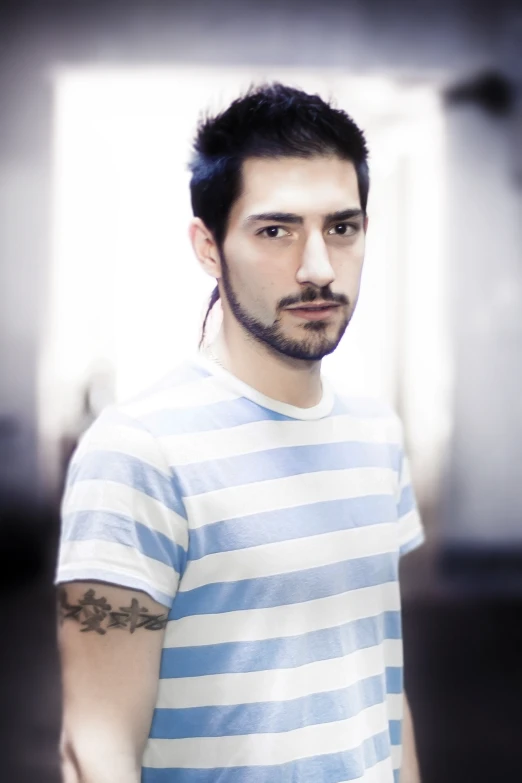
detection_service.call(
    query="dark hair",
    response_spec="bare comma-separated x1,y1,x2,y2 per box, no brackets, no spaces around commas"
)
189,83,370,347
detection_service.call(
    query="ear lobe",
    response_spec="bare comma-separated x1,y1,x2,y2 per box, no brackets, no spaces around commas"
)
189,218,221,280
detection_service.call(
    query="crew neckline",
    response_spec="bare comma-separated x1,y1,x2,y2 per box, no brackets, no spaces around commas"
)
190,351,335,421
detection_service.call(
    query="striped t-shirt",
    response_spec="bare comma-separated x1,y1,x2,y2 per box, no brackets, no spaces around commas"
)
56,352,424,783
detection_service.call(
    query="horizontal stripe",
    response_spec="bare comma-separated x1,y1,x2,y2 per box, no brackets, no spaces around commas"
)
398,484,415,517
123,374,238,418
160,414,402,467
400,528,425,558
172,553,399,620
62,510,186,574
54,564,174,608
175,442,400,496
188,495,399,561
156,640,402,708
56,539,178,601
65,451,187,519
391,744,402,771
140,396,292,437
62,479,188,548
160,612,401,678
142,703,389,769
70,414,168,475
165,582,401,648
180,522,397,592
142,751,393,783
185,467,397,528
389,719,402,746
385,667,403,694
150,674,386,739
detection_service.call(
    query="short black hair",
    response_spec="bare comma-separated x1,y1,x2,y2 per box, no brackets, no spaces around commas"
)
189,82,370,345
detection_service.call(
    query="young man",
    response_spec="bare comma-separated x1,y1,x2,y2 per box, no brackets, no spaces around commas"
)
56,83,424,783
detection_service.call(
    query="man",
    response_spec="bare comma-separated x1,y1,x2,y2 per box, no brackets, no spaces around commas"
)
56,83,424,783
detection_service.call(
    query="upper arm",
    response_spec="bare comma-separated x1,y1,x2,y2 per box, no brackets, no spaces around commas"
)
58,580,169,776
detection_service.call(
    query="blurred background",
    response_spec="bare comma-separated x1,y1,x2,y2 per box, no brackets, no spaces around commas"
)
0,0,521,780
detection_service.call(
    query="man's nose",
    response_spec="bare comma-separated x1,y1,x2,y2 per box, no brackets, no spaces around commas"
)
296,231,335,289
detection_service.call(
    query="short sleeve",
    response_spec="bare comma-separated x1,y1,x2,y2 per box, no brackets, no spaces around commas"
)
55,405,188,608
395,427,425,558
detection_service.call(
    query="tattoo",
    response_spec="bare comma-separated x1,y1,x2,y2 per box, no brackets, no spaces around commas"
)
58,587,168,635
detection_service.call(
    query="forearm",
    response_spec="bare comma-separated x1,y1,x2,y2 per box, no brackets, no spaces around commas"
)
61,733,141,783
400,694,421,783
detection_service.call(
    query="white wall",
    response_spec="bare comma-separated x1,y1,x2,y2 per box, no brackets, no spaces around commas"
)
38,66,449,503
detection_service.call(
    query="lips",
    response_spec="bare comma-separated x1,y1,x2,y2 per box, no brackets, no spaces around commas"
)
286,304,340,321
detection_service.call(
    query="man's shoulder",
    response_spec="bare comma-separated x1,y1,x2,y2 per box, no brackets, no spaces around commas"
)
76,359,216,450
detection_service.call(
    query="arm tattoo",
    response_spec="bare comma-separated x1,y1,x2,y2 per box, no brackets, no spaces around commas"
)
58,587,168,635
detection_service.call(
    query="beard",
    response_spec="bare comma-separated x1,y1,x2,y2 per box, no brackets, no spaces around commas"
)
218,248,353,361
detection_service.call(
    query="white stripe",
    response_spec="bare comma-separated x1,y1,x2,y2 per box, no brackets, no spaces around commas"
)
350,757,395,782
179,522,398,591
386,693,404,722
62,479,188,551
142,701,388,768
159,415,401,466
398,509,423,549
165,582,401,648
185,467,397,528
57,539,179,595
391,743,402,769
122,375,239,418
157,639,403,709
72,420,171,475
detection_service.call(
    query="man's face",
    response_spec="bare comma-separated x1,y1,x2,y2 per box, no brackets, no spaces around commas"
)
219,155,367,361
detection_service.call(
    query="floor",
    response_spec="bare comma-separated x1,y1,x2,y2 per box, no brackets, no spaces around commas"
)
1,506,521,783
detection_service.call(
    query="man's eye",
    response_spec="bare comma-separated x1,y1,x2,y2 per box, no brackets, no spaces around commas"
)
328,222,358,236
259,226,288,239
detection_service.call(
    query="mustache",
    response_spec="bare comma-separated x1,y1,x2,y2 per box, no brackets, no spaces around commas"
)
278,289,349,309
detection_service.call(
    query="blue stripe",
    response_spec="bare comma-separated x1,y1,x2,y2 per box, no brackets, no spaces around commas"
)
176,442,400,495
394,770,400,783
188,496,399,561
150,674,385,739
142,730,391,783
389,719,402,746
62,510,186,574
173,552,399,619
140,397,293,437
129,362,209,401
398,484,415,517
66,451,187,519
160,612,402,678
386,666,403,694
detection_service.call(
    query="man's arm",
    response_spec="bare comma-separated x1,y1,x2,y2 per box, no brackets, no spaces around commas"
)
57,580,169,783
400,693,421,783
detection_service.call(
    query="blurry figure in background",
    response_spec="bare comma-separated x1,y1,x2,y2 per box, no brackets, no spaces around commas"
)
58,359,116,493
55,84,423,783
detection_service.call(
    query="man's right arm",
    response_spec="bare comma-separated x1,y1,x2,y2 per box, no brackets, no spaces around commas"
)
57,580,169,783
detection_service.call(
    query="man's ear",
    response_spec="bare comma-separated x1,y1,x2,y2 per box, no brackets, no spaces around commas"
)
363,214,369,234
189,218,222,280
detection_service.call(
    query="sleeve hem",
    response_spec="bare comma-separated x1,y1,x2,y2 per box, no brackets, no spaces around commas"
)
54,566,174,609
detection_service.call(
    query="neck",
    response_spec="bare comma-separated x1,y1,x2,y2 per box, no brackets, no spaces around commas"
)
208,325,324,409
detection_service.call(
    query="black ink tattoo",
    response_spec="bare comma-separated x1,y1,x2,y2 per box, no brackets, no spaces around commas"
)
58,587,168,634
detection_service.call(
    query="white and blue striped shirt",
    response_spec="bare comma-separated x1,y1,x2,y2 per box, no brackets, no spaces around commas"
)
56,352,424,783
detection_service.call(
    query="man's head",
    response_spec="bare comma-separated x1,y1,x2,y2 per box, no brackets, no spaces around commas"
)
189,83,370,360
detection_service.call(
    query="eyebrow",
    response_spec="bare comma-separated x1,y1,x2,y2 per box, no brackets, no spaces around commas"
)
244,209,364,227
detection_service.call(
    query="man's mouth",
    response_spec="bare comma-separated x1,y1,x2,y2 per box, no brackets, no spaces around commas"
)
286,303,340,320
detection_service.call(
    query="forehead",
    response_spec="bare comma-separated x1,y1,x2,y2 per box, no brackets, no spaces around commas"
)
232,156,361,221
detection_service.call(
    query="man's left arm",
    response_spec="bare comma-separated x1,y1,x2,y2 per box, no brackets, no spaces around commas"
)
400,693,421,783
